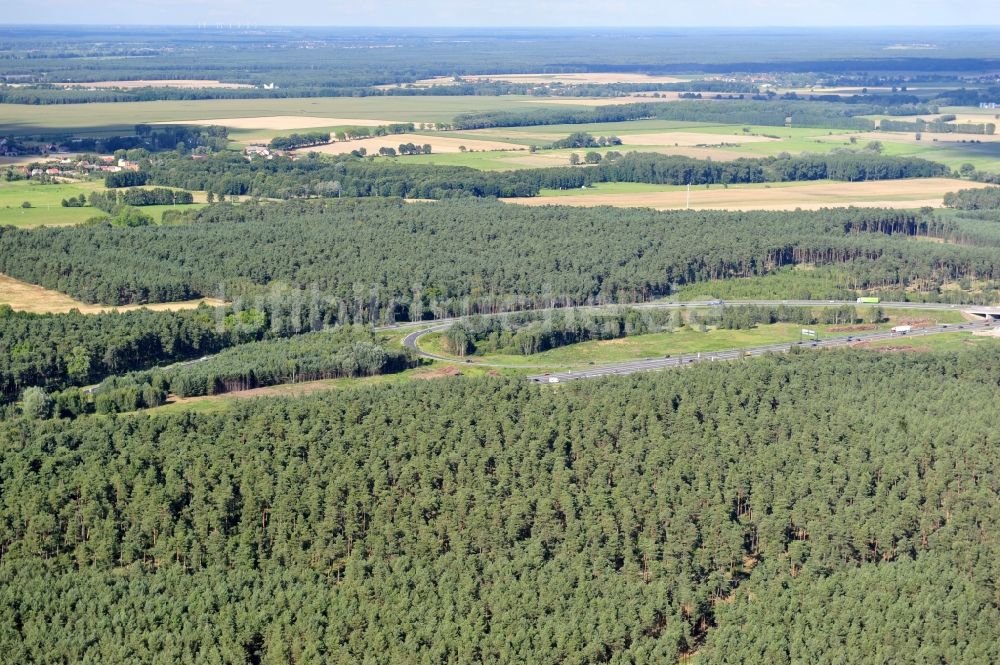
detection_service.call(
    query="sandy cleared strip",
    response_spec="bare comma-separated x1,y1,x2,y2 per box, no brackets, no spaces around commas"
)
154,116,396,130
618,132,779,146
296,134,526,155
502,179,988,212
59,79,253,90
0,273,225,315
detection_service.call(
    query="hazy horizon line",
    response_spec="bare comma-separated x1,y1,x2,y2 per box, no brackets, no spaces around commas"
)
3,23,1000,30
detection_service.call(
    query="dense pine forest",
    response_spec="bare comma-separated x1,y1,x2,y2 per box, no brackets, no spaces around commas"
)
0,305,267,405
0,199,993,312
18,327,415,418
1,349,997,663
90,326,416,409
4,22,1000,665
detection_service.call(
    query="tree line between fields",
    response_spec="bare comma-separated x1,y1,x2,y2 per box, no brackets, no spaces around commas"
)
879,117,997,135
1,350,997,662
87,187,194,212
103,150,951,201
944,186,1000,210
449,99,908,131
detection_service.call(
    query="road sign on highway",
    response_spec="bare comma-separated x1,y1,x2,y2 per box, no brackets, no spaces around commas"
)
801,329,817,337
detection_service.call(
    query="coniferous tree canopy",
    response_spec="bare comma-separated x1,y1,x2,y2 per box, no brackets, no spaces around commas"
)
0,305,265,403
0,199,991,313
0,349,998,662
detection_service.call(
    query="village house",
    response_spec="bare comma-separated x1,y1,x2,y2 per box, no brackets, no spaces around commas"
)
244,145,273,160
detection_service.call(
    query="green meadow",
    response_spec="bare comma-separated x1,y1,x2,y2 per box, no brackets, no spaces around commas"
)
0,180,205,227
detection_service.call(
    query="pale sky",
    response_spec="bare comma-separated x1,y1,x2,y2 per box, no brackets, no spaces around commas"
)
5,0,1000,27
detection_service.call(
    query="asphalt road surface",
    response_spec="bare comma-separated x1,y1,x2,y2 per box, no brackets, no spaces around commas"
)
96,300,987,394
525,320,999,383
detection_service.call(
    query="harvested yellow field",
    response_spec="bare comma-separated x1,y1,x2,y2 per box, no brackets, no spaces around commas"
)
944,113,1000,124
618,132,779,146
60,79,253,89
0,273,225,314
156,116,395,130
502,178,988,212
297,134,525,155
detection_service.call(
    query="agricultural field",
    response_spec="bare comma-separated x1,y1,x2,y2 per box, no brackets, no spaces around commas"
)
298,133,526,156
0,96,571,139
0,273,224,314
514,94,683,106
394,116,1000,171
403,148,573,169
0,179,104,226
7,92,996,171
505,177,986,211
0,180,206,227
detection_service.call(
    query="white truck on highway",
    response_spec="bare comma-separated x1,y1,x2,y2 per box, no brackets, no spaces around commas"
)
891,325,912,334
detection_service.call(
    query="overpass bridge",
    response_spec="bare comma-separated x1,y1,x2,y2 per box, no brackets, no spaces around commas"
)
963,307,1000,320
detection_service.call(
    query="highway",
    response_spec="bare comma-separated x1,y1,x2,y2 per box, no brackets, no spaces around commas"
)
83,299,990,394
384,300,978,334
524,320,999,383
397,301,1000,382
401,324,453,361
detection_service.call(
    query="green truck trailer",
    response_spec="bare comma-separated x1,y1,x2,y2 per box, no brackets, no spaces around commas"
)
856,297,881,304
